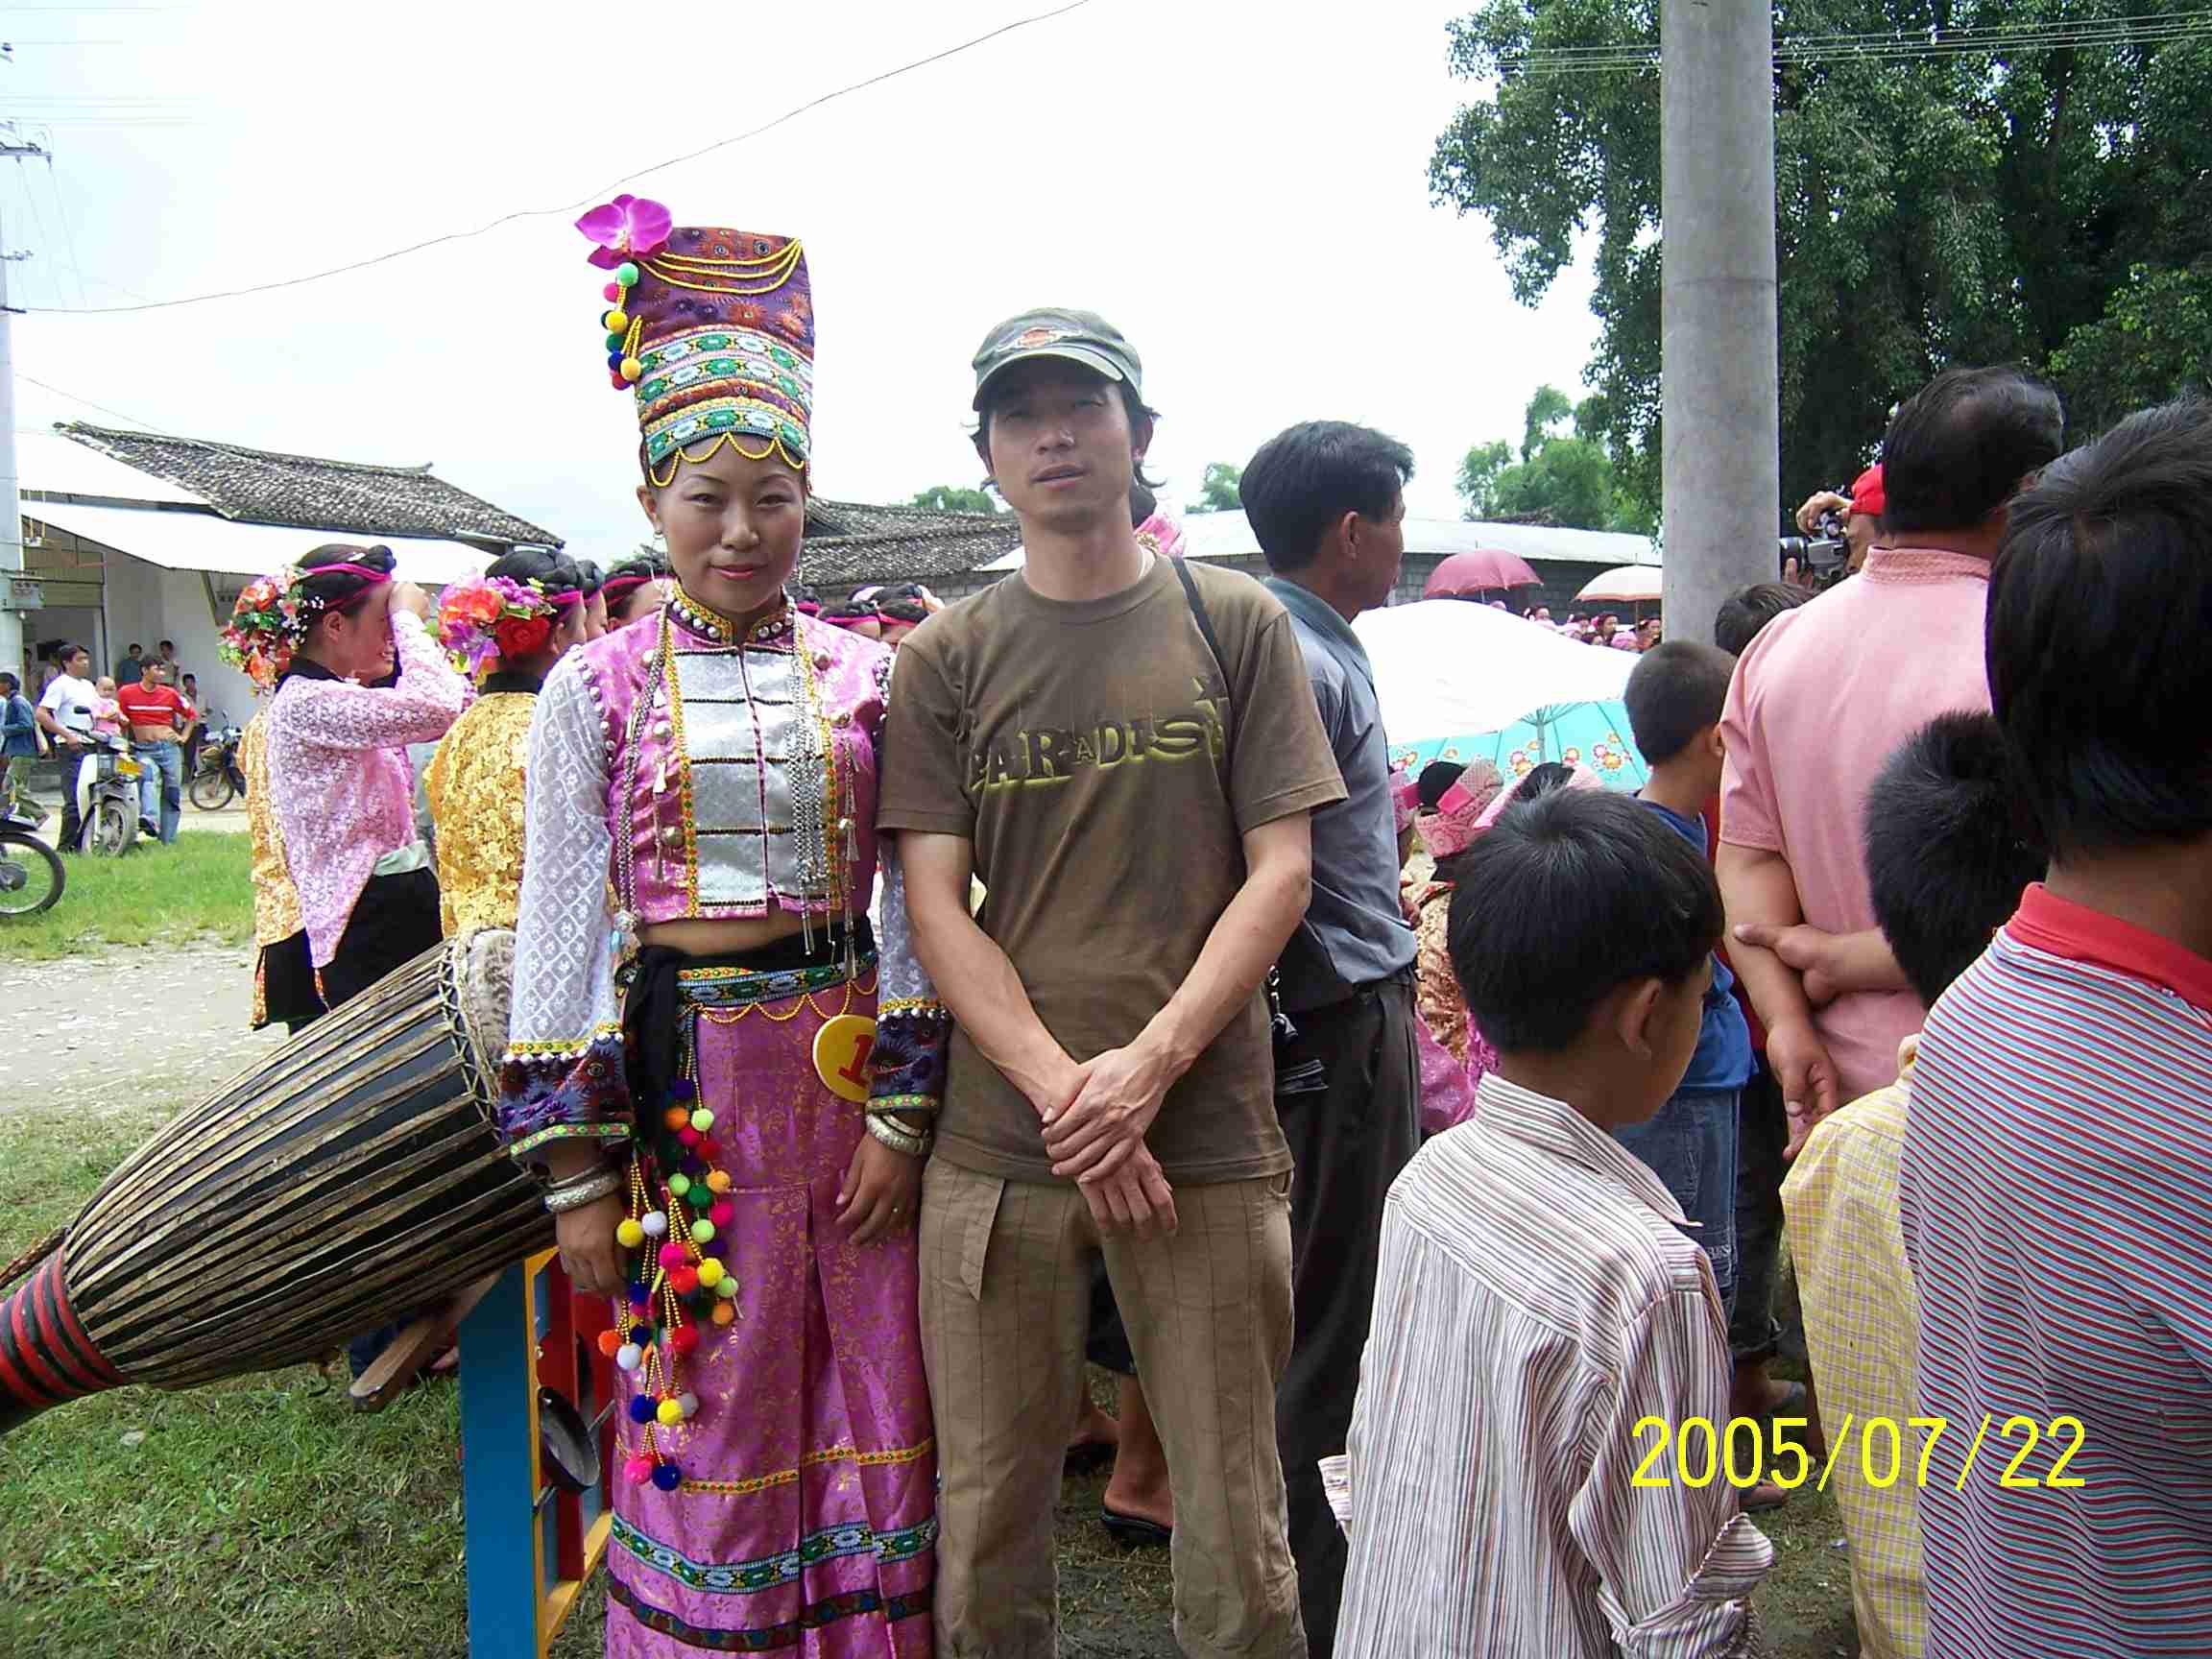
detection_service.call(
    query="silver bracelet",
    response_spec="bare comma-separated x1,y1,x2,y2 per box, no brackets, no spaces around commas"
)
864,1113,932,1160
543,1168,623,1214
546,1160,616,1191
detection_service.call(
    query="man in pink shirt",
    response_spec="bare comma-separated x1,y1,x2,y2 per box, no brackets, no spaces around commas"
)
1719,366,2062,1147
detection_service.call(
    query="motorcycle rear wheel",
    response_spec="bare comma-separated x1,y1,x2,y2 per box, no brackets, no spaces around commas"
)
189,767,237,811
0,830,63,916
85,799,136,857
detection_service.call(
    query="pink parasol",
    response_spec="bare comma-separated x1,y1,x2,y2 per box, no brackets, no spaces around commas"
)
1423,549,1542,598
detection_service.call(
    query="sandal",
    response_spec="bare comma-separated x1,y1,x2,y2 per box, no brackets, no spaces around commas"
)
1100,1505,1172,1548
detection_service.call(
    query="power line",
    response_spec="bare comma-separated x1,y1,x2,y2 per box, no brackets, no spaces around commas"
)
1502,12,2212,74
9,160,58,309
18,373,173,433
40,146,87,309
26,0,1094,317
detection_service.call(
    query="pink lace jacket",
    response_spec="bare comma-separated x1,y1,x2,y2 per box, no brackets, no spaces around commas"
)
264,611,467,967
497,595,949,1160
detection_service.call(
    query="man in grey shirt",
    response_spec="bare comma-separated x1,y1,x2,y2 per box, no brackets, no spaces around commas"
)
1244,420,1422,1658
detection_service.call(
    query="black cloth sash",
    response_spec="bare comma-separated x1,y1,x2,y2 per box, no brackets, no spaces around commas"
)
620,920,875,1143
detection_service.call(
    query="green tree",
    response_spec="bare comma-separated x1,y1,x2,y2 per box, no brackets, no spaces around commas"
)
1431,1,2212,524
1193,462,1243,513
1458,385,1649,532
906,485,998,516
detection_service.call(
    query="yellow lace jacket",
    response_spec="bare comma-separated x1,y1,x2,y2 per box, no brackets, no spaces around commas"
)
422,683,536,938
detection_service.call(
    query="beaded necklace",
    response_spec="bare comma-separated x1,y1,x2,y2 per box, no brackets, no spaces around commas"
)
598,591,858,1493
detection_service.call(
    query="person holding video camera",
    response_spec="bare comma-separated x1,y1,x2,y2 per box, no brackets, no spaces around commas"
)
1719,366,2062,1152
1788,464,1887,584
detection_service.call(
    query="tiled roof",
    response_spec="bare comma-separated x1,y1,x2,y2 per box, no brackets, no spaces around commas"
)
800,499,1022,589
55,422,561,548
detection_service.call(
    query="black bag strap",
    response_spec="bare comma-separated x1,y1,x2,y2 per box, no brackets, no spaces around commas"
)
1171,554,1233,762
1171,554,1301,1040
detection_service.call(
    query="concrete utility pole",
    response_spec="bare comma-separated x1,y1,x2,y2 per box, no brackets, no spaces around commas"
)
1659,0,1779,646
0,130,43,681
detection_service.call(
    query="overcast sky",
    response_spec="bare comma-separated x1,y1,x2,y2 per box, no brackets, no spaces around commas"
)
12,0,1600,558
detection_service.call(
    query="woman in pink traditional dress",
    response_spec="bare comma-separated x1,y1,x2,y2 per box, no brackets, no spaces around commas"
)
498,204,947,1657
234,543,468,1019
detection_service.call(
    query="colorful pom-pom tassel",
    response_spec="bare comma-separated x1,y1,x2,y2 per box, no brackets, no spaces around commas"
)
616,261,640,286
709,1200,735,1228
603,281,622,303
697,1258,725,1288
621,357,642,383
659,1242,688,1271
670,1266,700,1296
662,1106,689,1132
711,1301,737,1326
714,1275,740,1299
679,1391,700,1420
641,1211,669,1238
615,1343,644,1373
628,1395,656,1425
670,1078,697,1100
604,308,629,333
652,1463,683,1492
706,1170,733,1194
670,1325,701,1357
698,1138,723,1163
678,1127,701,1150
615,1218,645,1249
629,1323,653,1345
690,1219,715,1245
597,1329,622,1358
624,1455,656,1485
668,1172,692,1199
656,1397,685,1428
689,1108,715,1133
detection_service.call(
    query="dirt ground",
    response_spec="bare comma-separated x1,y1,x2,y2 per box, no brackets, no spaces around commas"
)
1,941,278,1107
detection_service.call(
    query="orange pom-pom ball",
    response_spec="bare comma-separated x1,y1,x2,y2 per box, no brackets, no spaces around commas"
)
597,1329,622,1358
706,1170,733,1194
663,1106,690,1132
711,1301,736,1326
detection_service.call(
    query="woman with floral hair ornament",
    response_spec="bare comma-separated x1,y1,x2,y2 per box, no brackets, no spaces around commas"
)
225,542,468,1015
498,201,948,1656
423,548,590,938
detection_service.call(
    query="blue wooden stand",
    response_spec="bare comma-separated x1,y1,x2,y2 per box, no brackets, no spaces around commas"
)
459,1250,614,1659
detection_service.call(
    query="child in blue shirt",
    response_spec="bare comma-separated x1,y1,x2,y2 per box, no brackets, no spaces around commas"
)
1619,641,1756,1307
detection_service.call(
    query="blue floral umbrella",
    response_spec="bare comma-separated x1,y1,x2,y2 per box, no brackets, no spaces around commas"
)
1388,700,1647,794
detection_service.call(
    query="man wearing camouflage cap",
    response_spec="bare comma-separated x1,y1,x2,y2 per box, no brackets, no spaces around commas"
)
879,309,1341,1655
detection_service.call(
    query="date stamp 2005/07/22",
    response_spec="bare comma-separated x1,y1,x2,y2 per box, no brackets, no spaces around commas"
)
1630,1413,2087,1493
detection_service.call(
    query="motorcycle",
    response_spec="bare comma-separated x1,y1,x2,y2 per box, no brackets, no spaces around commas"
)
189,725,248,811
78,733,143,857
0,799,63,917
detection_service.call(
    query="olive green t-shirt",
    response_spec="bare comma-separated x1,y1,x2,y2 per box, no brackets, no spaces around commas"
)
878,556,1346,1185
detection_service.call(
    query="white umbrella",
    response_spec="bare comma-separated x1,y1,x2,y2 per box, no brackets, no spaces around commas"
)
1351,599,1637,747
1576,565,1664,604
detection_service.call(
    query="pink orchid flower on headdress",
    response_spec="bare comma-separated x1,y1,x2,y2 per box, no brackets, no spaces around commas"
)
577,194,673,269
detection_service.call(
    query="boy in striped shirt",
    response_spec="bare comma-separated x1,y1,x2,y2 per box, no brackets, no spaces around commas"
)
1336,788,1771,1657
1900,398,2212,1656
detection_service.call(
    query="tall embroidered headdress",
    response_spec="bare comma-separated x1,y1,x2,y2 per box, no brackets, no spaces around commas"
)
579,195,814,487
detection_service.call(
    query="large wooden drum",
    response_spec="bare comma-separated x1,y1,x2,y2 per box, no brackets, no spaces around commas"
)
0,934,552,1434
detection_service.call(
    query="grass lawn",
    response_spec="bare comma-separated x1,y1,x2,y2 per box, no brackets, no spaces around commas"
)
0,1093,1857,1657
0,832,253,960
